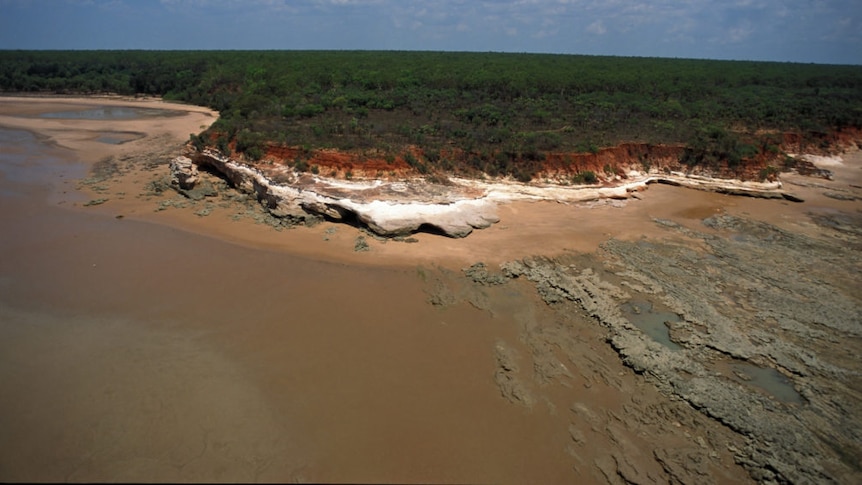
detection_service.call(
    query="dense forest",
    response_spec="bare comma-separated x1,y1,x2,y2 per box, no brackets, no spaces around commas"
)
2,50,861,180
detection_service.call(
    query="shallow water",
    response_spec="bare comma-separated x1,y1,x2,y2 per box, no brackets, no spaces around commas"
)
621,300,683,351
733,363,804,404
37,106,180,120
0,123,574,483
0,127,86,199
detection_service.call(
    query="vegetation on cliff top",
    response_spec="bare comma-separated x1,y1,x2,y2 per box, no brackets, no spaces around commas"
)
2,50,861,180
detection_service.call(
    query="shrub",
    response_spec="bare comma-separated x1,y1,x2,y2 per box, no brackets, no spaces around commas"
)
403,152,419,167
189,133,205,151
641,159,652,172
759,165,780,181
245,146,264,161
572,170,598,184
424,149,440,164
297,104,325,118
513,164,536,183
216,136,231,156
575,140,600,154
235,130,266,159
294,158,309,172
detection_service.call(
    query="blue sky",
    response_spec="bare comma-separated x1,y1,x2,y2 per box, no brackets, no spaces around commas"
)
1,0,860,64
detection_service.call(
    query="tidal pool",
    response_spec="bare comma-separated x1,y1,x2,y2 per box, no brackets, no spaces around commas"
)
621,300,683,351
0,127,86,193
38,106,181,120
733,363,804,404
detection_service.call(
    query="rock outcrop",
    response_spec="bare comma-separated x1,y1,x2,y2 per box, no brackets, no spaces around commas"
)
194,149,500,238
192,148,808,238
499,214,862,484
169,155,199,190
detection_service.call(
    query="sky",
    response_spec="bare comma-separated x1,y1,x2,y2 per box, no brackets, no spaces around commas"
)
0,0,860,65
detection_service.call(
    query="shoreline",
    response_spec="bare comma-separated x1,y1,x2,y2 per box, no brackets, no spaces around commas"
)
185,146,797,242
3,95,861,483
1,95,859,270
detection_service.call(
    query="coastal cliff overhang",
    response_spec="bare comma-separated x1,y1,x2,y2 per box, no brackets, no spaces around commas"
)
189,146,812,239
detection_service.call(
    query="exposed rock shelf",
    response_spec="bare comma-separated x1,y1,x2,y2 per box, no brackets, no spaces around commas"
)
493,212,862,484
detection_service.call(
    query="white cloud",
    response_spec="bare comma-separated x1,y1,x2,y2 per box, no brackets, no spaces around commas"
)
726,22,755,43
586,20,606,35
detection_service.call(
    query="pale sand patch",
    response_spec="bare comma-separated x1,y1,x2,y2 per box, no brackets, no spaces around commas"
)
0,95,216,162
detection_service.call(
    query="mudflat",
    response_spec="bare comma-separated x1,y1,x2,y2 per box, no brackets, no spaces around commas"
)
1,96,859,483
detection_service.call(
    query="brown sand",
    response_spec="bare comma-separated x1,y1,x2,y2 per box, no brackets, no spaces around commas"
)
2,96,858,483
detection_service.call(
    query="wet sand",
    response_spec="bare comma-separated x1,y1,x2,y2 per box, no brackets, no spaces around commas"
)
1,96,858,483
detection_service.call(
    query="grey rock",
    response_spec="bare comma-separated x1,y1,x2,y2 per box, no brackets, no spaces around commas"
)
353,235,370,252
179,180,217,201
169,155,198,190
493,340,534,408
463,262,508,286
82,198,108,207
503,212,862,484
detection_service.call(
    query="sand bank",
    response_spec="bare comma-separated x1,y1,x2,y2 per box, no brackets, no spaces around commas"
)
0,97,209,181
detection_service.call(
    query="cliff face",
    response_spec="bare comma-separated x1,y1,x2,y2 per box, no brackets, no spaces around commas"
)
263,145,415,180
193,149,501,238
191,141,813,238
253,128,861,185
182,128,862,238
260,143,688,183
778,127,862,154
539,143,686,181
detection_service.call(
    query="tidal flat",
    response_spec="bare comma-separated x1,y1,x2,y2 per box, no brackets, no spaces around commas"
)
0,96,859,483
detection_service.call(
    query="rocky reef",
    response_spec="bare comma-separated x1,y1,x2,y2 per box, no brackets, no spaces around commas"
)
489,213,862,484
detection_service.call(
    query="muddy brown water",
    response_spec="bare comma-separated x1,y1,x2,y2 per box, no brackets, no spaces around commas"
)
0,124,585,482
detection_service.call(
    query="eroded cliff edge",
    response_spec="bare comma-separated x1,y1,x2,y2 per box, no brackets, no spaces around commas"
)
181,143,823,238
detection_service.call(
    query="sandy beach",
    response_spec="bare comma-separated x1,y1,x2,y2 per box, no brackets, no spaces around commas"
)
1,96,859,483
